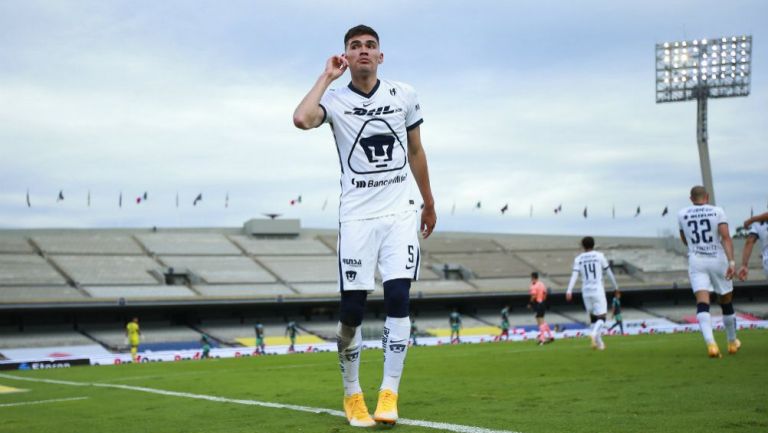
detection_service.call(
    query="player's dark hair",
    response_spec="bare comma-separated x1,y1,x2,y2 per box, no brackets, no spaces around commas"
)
531,272,539,279
344,25,379,47
690,185,707,201
581,236,595,250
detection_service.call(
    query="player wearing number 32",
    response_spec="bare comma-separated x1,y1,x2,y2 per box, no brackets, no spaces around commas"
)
293,25,436,427
678,185,740,358
566,236,619,351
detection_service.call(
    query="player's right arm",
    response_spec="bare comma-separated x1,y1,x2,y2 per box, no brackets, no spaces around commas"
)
565,258,578,302
293,55,348,130
738,234,758,281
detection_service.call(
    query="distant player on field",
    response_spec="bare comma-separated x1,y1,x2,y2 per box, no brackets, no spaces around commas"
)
200,334,211,359
449,309,462,343
285,321,299,352
566,237,619,350
293,24,436,427
410,317,418,346
528,272,553,345
125,317,141,362
608,291,624,335
498,305,510,341
678,186,740,357
738,211,768,281
254,322,266,354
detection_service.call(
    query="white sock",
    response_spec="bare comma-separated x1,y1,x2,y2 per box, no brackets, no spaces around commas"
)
336,322,362,396
696,312,715,344
594,319,605,345
722,314,737,342
380,316,410,394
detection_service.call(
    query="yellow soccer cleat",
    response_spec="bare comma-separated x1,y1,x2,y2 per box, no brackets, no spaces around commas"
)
727,339,741,355
373,389,399,425
707,343,722,359
343,393,375,428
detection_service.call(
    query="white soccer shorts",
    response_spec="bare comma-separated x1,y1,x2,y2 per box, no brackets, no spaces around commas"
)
582,293,608,316
687,255,733,295
762,256,768,279
337,210,420,291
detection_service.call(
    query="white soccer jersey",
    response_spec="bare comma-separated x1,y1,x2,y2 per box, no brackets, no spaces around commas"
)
319,79,422,222
747,221,768,270
677,204,728,259
570,251,612,296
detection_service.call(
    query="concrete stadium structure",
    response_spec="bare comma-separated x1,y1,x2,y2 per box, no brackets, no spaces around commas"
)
1,218,766,357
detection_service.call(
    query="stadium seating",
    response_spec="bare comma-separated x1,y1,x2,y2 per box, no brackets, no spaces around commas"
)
431,252,534,278
229,235,333,255
258,255,337,283
1,225,766,308
0,286,86,302
0,235,36,253
31,233,145,255
135,232,242,255
157,256,276,284
50,255,162,286
0,254,68,286
421,236,502,254
82,285,197,299
0,326,95,349
192,284,294,298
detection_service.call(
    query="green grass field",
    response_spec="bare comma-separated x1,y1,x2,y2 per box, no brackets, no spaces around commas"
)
1,330,767,433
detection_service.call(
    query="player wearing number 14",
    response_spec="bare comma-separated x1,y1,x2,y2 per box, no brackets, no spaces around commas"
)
677,186,740,358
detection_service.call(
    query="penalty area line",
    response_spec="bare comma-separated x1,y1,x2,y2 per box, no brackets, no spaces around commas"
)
0,396,89,408
0,373,522,433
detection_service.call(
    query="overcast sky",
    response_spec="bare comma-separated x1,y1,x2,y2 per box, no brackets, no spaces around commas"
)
1,0,766,237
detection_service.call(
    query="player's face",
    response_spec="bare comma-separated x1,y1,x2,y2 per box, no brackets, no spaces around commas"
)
344,35,383,76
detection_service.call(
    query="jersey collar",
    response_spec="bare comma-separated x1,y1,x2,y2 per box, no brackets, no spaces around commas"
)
348,79,381,99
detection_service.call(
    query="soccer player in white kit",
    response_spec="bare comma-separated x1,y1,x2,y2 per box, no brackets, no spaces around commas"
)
678,186,740,358
738,211,768,281
293,25,436,427
566,236,619,351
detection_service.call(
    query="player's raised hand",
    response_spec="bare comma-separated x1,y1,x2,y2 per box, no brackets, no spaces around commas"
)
420,204,436,239
324,54,348,80
737,265,749,281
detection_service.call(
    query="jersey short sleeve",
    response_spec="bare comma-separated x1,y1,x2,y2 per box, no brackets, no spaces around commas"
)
319,90,336,126
403,83,423,130
716,207,728,225
600,253,610,270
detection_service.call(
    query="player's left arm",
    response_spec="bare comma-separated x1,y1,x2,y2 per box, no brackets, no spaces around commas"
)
407,125,436,239
603,255,619,291
744,211,768,229
678,230,688,246
718,222,736,279
738,234,757,281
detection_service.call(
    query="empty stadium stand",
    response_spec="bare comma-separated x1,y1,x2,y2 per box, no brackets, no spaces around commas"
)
1,224,765,308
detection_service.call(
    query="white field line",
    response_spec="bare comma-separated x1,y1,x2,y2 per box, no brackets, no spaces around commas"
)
0,373,521,433
98,360,376,383
0,397,89,408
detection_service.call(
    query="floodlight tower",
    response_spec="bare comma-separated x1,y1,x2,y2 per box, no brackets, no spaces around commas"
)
655,35,752,205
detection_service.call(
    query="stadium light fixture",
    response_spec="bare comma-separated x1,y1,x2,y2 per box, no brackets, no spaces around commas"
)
655,35,752,205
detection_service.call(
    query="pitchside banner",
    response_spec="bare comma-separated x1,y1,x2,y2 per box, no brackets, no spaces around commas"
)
0,358,90,371
1,321,766,370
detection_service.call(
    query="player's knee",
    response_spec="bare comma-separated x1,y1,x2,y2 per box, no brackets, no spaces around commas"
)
590,314,598,323
720,302,734,315
339,290,368,327
383,278,411,318
696,302,710,314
